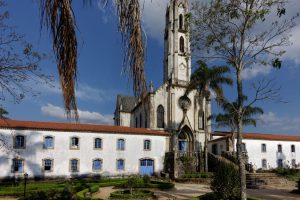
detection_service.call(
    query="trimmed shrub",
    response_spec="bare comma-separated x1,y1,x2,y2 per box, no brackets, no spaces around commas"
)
126,176,145,189
142,175,151,185
110,189,155,199
149,180,174,189
211,162,240,200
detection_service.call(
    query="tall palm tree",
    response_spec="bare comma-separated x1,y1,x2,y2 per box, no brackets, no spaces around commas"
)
214,98,263,152
186,60,233,172
40,0,145,121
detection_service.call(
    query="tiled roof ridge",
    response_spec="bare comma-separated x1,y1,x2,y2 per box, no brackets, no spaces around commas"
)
0,119,169,136
211,131,300,142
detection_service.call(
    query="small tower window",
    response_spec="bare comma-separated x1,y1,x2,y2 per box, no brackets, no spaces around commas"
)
198,111,204,130
139,113,142,128
157,105,165,128
179,14,184,30
179,37,185,53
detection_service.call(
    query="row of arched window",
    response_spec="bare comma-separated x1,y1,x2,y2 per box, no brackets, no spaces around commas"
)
261,144,296,153
13,135,151,151
12,158,124,173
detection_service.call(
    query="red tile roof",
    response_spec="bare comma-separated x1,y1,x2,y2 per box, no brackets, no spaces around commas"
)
0,119,170,136
211,131,300,142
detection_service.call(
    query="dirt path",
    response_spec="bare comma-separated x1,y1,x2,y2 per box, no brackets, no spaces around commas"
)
92,186,121,200
92,183,212,200
0,197,18,200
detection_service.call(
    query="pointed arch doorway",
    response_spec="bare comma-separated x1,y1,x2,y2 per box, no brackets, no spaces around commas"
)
178,126,194,153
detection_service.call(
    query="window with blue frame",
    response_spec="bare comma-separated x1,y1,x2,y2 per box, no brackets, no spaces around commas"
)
93,159,102,171
44,136,54,149
117,159,125,170
144,140,151,150
94,138,102,149
14,135,25,149
43,159,53,171
70,159,79,172
117,139,125,150
12,159,23,173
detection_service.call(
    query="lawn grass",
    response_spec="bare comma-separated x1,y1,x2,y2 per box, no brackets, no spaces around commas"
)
0,178,127,197
0,177,173,198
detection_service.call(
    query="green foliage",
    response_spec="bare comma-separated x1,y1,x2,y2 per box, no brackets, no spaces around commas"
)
0,179,126,197
109,189,154,199
272,168,300,181
142,175,151,185
149,180,174,190
177,156,195,174
211,162,240,200
182,172,213,179
127,176,145,188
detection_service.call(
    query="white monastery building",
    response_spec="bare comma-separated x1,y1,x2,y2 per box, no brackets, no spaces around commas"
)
0,0,299,180
0,120,169,179
209,132,300,169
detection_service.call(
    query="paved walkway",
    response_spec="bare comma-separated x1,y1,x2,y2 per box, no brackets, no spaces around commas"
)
91,183,300,200
247,189,300,200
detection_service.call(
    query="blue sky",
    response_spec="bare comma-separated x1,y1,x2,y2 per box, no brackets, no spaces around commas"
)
2,0,300,135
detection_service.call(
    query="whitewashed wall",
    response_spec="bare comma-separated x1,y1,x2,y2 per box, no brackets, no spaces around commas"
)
208,138,300,169
0,129,168,179
243,139,300,169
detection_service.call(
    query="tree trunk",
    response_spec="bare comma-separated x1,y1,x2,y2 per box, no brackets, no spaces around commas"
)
236,70,247,200
230,130,235,153
204,92,209,172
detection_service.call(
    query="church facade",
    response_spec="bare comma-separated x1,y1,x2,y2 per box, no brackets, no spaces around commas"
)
114,0,208,160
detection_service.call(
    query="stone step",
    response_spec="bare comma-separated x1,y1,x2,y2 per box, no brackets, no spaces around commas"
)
246,173,297,190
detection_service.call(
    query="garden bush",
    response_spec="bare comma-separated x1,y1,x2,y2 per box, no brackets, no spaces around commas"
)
211,162,240,200
109,189,155,199
149,180,174,189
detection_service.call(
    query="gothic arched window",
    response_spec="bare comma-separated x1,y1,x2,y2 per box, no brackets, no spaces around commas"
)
198,111,204,130
179,14,184,30
157,105,164,128
179,36,185,53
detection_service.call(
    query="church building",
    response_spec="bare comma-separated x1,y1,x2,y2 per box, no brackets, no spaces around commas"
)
114,0,208,158
0,0,299,181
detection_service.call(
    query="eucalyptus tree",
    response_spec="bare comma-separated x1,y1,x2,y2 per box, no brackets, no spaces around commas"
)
187,60,233,172
40,0,146,120
214,98,264,152
191,0,297,198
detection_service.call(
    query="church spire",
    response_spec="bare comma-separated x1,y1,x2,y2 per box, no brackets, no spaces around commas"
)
163,0,191,85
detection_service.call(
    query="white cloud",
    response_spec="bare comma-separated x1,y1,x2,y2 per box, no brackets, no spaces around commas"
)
258,112,300,135
140,0,169,43
39,81,116,103
242,65,272,80
75,83,115,103
41,104,113,124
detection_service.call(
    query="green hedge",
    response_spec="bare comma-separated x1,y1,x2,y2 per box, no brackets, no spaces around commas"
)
182,173,213,179
211,162,240,200
109,189,155,199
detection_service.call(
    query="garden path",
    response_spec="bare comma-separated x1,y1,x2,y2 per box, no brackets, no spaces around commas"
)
92,186,121,200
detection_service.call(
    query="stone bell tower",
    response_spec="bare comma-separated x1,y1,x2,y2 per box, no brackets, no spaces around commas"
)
163,0,191,85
